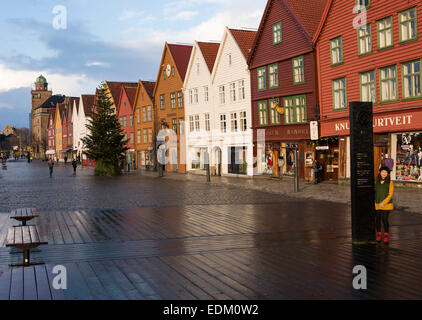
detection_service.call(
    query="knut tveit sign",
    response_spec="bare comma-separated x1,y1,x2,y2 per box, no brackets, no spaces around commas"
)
321,109,422,137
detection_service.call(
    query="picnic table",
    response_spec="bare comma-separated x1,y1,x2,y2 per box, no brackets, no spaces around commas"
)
10,208,40,226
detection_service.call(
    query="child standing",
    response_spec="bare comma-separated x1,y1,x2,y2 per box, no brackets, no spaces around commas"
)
375,166,394,244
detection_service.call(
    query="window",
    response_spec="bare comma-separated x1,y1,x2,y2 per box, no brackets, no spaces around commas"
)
230,83,236,102
205,113,211,132
273,22,282,44
219,86,226,104
257,67,267,91
189,90,193,104
330,37,343,65
258,101,268,126
240,111,247,132
160,94,165,110
333,78,347,110
142,107,147,122
177,91,183,108
123,116,127,128
357,0,370,8
194,115,200,132
130,133,134,144
269,99,281,125
194,88,199,104
179,119,185,135
143,129,147,143
228,54,232,65
284,95,307,124
196,63,200,74
292,56,304,84
239,80,245,100
189,116,194,132
172,67,175,77
148,129,153,143
172,118,177,134
230,113,238,132
269,64,279,88
399,7,417,43
163,69,166,80
137,130,141,144
402,60,421,99
358,24,372,55
129,115,133,127
360,71,377,104
220,114,227,133
380,66,398,102
171,93,176,109
119,117,123,127
204,86,209,102
147,106,152,121
136,109,141,123
378,17,393,49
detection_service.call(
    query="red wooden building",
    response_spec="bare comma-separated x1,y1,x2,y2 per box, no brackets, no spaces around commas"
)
315,0,422,183
46,109,56,159
117,84,138,169
248,0,328,180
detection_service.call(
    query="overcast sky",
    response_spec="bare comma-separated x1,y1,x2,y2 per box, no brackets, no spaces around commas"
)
0,0,267,130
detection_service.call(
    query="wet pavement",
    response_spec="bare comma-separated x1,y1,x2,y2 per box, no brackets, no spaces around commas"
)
0,160,422,299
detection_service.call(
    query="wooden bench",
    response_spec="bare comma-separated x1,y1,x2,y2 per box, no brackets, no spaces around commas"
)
6,226,48,267
10,208,39,226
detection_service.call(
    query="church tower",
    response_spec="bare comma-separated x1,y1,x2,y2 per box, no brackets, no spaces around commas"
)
31,75,52,110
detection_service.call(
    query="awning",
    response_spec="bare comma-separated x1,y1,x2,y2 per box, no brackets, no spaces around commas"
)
46,150,55,155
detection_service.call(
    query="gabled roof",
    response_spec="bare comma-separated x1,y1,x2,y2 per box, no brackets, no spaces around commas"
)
81,94,95,117
142,81,156,102
284,0,329,38
125,87,137,107
167,44,193,81
37,95,66,110
105,81,138,105
66,97,80,121
56,103,66,123
197,42,220,73
229,29,257,60
248,0,329,65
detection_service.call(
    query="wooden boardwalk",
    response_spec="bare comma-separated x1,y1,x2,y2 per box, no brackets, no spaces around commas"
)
1,204,422,300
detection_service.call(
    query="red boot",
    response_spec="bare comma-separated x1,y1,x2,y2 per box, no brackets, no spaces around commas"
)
384,233,389,244
376,232,382,242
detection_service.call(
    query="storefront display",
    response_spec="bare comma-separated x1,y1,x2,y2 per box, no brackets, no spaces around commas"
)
191,147,208,170
395,132,422,182
228,146,248,175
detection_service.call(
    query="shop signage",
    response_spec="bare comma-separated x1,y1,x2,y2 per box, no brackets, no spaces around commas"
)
316,146,329,150
310,121,319,140
349,102,376,243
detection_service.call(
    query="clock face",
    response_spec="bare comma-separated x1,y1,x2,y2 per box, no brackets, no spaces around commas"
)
166,64,171,77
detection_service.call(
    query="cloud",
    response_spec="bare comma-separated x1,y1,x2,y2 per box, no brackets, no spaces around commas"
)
85,61,109,68
170,11,198,21
0,87,32,130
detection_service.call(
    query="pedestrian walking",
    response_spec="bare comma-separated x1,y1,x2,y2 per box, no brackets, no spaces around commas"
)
72,158,78,175
312,159,323,184
375,166,394,244
64,156,68,165
48,159,54,178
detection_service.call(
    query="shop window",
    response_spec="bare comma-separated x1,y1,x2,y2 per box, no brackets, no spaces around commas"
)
378,17,393,50
399,7,417,43
228,146,248,175
395,132,422,182
379,65,398,103
358,24,372,56
191,148,207,170
332,78,347,110
402,60,421,99
360,70,376,104
330,36,343,66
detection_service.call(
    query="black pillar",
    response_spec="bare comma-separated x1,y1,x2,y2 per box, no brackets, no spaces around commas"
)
349,102,376,243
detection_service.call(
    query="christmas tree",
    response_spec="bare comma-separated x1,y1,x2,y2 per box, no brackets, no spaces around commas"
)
81,83,128,176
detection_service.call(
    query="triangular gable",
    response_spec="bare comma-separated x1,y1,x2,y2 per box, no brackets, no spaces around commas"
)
197,42,220,73
167,43,193,82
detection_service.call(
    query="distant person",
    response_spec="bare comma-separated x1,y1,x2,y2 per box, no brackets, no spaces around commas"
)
72,158,78,175
375,166,394,244
312,159,323,184
48,159,54,178
64,156,68,165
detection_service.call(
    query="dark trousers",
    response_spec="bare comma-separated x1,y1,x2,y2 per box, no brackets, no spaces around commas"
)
49,169,53,177
376,210,390,233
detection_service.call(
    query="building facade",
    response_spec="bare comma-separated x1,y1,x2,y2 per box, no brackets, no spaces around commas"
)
315,0,422,183
133,80,156,170
184,41,220,175
154,43,193,173
249,0,328,180
46,109,56,159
